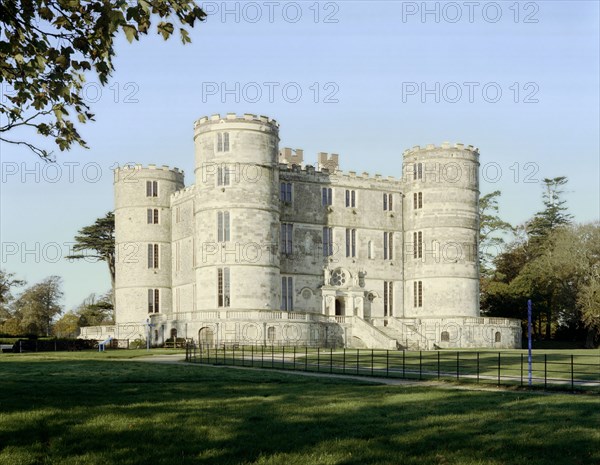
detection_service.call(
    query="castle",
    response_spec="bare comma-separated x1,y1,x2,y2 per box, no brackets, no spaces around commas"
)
80,113,521,349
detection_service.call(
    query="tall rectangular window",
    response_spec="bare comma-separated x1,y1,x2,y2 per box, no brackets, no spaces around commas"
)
147,244,159,269
217,211,230,242
323,227,333,257
147,208,159,224
218,267,230,307
322,187,332,206
345,229,356,257
345,189,356,207
280,182,292,202
384,281,393,316
413,231,423,259
413,192,423,209
383,193,393,211
146,180,158,197
281,276,293,311
413,162,423,181
148,289,159,313
217,132,230,152
281,223,293,255
217,166,230,186
384,232,393,260
413,281,423,307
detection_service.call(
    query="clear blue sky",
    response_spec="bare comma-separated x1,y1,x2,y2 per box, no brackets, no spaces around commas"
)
1,0,598,312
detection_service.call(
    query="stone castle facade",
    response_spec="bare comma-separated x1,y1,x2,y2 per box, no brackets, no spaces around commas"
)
81,113,521,349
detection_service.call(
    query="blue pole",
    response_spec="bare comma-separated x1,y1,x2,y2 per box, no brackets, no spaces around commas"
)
527,299,532,386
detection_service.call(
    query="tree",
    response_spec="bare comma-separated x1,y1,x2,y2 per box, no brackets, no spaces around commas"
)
0,1,206,159
75,291,114,327
478,190,513,275
13,276,63,336
53,311,79,338
578,278,600,347
527,177,573,250
0,269,25,322
66,212,115,305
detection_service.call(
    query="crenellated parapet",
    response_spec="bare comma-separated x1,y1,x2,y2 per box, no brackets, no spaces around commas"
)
403,142,479,157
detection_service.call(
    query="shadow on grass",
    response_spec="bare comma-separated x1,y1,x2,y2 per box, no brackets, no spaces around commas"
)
0,359,598,465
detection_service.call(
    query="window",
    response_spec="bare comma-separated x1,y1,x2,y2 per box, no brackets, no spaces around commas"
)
267,326,276,342
383,281,393,316
217,211,230,242
147,244,159,269
413,192,423,209
413,281,423,308
323,227,333,257
345,229,356,257
345,189,356,207
495,331,502,343
322,187,332,206
383,193,393,211
383,232,393,260
281,276,293,311
146,180,158,197
217,267,230,307
217,166,230,186
441,331,450,342
281,223,293,255
280,182,292,202
217,132,230,152
413,162,423,181
413,231,423,259
147,208,159,224
147,289,159,313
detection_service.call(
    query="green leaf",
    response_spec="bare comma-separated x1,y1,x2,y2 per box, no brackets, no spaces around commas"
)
122,24,138,43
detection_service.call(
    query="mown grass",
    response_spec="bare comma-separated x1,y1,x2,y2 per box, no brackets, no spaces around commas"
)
1,351,599,465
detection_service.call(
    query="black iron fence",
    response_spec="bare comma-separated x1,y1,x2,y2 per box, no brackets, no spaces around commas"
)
186,344,600,392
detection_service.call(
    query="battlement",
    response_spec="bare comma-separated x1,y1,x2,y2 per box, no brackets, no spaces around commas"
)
114,164,184,176
278,164,402,185
403,142,479,157
279,147,304,166
317,152,339,172
194,113,279,129
171,184,196,200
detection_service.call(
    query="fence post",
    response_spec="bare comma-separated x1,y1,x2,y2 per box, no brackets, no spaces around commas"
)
261,345,264,368
330,347,333,374
283,346,285,370
356,349,360,375
293,346,296,370
497,352,501,386
419,351,422,380
305,347,308,371
571,354,574,391
317,347,320,372
343,348,346,374
371,350,374,376
437,351,440,380
544,354,547,389
233,346,235,366
520,353,523,387
271,345,274,368
402,350,406,379
477,352,480,384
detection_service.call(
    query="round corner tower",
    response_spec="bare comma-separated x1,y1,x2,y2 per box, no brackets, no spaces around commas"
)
114,164,184,324
402,143,480,318
193,113,281,314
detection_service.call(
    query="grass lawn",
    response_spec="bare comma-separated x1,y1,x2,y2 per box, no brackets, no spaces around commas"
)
0,351,598,465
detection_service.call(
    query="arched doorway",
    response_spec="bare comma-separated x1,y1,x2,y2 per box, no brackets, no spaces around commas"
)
198,327,214,348
335,298,344,316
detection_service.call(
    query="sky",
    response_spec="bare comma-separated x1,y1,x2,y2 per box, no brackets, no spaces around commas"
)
0,0,599,311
